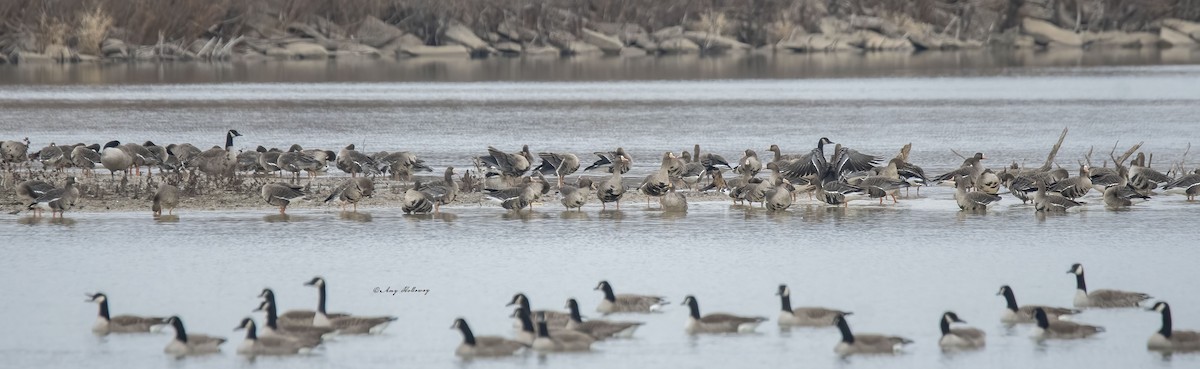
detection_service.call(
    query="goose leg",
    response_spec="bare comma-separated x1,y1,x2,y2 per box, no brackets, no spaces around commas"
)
891,194,898,204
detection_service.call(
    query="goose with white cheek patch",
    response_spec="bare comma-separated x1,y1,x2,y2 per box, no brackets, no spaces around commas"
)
1068,263,1151,308
452,318,526,357
564,298,643,339
996,285,1080,324
681,295,766,334
1147,302,1200,352
775,284,849,327
938,312,985,350
163,316,225,356
594,280,669,314
1030,307,1104,339
304,277,397,334
832,314,913,355
234,317,318,356
86,293,167,334
531,312,593,352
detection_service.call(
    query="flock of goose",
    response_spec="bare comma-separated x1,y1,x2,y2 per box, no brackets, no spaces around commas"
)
4,128,1199,217
87,264,1196,359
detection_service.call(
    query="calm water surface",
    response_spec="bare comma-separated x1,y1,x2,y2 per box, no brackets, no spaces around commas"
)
1,52,1199,369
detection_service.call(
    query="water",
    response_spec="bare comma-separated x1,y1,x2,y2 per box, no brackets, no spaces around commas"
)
2,51,1200,369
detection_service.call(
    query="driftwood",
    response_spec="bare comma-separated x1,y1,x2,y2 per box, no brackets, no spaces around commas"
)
1041,128,1068,171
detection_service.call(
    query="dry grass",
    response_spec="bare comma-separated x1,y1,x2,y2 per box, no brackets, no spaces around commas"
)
75,4,112,55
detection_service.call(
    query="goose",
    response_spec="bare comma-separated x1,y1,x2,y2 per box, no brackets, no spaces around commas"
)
955,174,1001,211
733,149,762,177
977,169,1001,195
257,288,348,328
1049,164,1093,199
850,160,910,205
421,167,459,212
511,308,594,346
584,147,632,174
559,178,593,211
891,144,929,195
478,145,532,178
252,300,332,345
338,144,383,177
195,129,243,179
278,145,324,181
1031,308,1103,339
29,176,79,218
507,293,571,329
535,152,580,187
35,143,67,171
766,144,804,163
169,143,203,168
1088,166,1123,191
764,178,793,212
693,144,731,169
932,152,986,186
0,139,28,164
532,312,594,352
775,284,849,327
452,318,526,357
15,179,54,216
304,277,397,334
638,152,675,206
1162,169,1200,200
258,147,283,175
261,182,306,215
1033,180,1081,212
681,295,766,334
779,137,875,180
402,181,436,214
832,314,913,355
484,176,546,213
70,144,101,176
938,312,985,350
237,146,265,173
120,142,157,176
699,166,730,193
1068,263,1150,308
378,151,432,181
234,317,318,356
325,178,366,212
152,183,180,216
1103,184,1132,210
594,281,668,314
1128,153,1170,192
659,185,687,212
996,285,1079,324
564,298,642,339
597,156,628,210
86,293,166,334
814,148,869,207
100,140,132,179
1147,302,1200,351
163,316,226,356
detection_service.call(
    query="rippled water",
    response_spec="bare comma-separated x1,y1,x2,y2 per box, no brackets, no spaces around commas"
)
2,54,1200,369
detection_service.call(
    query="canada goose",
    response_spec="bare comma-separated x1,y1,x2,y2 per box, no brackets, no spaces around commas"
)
584,148,632,174
478,145,532,177
1147,302,1200,351
507,293,570,329
775,284,849,327
257,288,349,327
597,156,628,209
0,139,28,163
304,277,397,334
734,149,762,177
252,300,330,346
70,144,101,176
86,293,166,334
1068,263,1151,308
377,151,432,181
560,178,593,211
195,129,243,179
511,308,595,346
659,185,687,212
29,176,79,218
564,298,642,339
996,285,1079,324
955,174,1001,211
1034,180,1081,212
234,317,318,356
452,318,525,357
832,314,913,355
261,182,305,214
100,140,132,179
531,312,593,352
152,183,180,216
1049,164,1093,199
938,312,985,349
336,144,380,177
163,316,226,356
681,295,766,334
1162,169,1200,201
325,178,365,212
15,180,54,216
638,152,674,205
535,152,580,187
594,280,668,314
1031,308,1104,339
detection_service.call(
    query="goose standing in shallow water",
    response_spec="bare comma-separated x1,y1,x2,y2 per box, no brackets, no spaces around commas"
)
955,174,1001,211
15,179,54,216
597,156,629,210
938,312,985,350
304,277,397,334
1031,308,1103,339
559,177,593,211
832,314,913,355
325,178,366,212
996,285,1079,324
1049,164,1093,199
261,182,306,215
234,317,318,356
775,284,850,327
564,298,643,339
659,185,687,212
452,318,525,357
1162,169,1200,200
680,295,766,334
734,149,762,177
535,152,580,187
1068,263,1151,308
639,152,675,206
87,293,166,334
152,183,180,216
1147,302,1200,352
594,281,668,314
1034,180,1081,212
163,316,226,356
29,176,79,218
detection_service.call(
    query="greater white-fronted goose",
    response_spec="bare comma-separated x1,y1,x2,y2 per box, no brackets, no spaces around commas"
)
938,312,985,350
850,160,910,205
402,181,435,214
87,292,166,334
337,144,380,177
1147,302,1200,352
597,157,628,210
421,167,459,212
955,174,1001,211
766,144,803,163
1162,169,1200,200
891,144,928,195
594,281,668,314
236,145,264,173
559,178,593,211
278,145,325,181
195,129,243,179
485,176,545,213
1128,153,1170,192
35,143,67,171
452,318,526,357
638,152,674,206
1049,164,1093,199
693,144,731,169
261,182,305,215
152,183,180,216
163,316,226,356
1033,180,1081,212
100,140,132,179
564,298,642,339
507,293,570,329
234,317,318,356
168,143,202,168
304,277,397,334
535,152,580,187
775,284,848,327
681,295,766,334
996,285,1079,324
1103,184,1132,210
1031,308,1103,339
252,300,331,345
734,149,762,177
325,178,366,212
378,151,432,181
531,312,594,352
1068,263,1151,308
71,144,101,176
258,146,283,175
478,145,532,178
29,176,79,218
832,314,912,355
764,178,793,212
0,138,28,164
584,147,632,174
659,185,687,212
16,179,54,216
932,152,986,187
120,142,157,176
257,288,348,328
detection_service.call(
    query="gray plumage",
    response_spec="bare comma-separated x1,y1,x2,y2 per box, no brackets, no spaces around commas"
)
559,178,593,211
29,176,80,217
1,139,28,163
531,313,594,352
734,149,762,177
1069,263,1151,308
100,140,132,178
1147,302,1200,352
234,318,318,356
775,285,849,327
681,295,767,334
507,293,571,330
564,299,642,340
997,285,1080,324
659,186,687,212
195,130,243,179
261,182,305,214
478,145,532,177
594,281,669,314
832,314,913,355
1034,181,1082,212
955,175,1001,211
336,144,380,177
535,152,580,186
1162,169,1200,200
639,152,675,200
1031,308,1104,339
452,318,525,357
938,312,985,349
379,151,431,180
87,293,167,334
163,316,226,356
597,157,628,209
152,183,180,216
325,178,366,212
71,144,101,175
584,147,632,174
1049,165,1093,199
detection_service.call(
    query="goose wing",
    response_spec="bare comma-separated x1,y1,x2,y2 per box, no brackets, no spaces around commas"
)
1163,174,1200,190
1089,289,1151,306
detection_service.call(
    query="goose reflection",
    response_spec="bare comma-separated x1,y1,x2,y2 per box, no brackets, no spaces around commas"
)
338,211,373,222
154,214,181,223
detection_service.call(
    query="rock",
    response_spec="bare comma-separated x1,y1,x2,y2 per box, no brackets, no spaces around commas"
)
334,42,381,57
399,44,470,58
44,44,72,62
849,16,900,37
100,38,127,58
777,34,855,52
12,51,52,64
818,17,852,35
592,22,647,45
265,47,294,59
657,37,700,54
580,28,623,53
1022,18,1083,47
547,30,577,48
284,42,329,59
560,41,602,55
631,34,657,50
444,23,490,51
1161,19,1200,41
497,21,537,42
356,16,406,48
76,54,100,62
619,46,648,57
652,26,684,41
493,41,522,55
522,44,560,56
683,31,750,52
1087,32,1158,48
1160,27,1197,47
849,31,913,51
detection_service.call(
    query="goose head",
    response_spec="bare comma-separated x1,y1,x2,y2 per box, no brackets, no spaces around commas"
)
103,140,121,150
288,144,303,152
451,317,468,330
775,284,790,297
304,276,326,287
818,137,833,146
228,129,242,137
1148,301,1170,313
942,311,966,324
252,300,271,312
235,317,255,331
996,285,1011,296
1067,263,1084,275
506,293,530,307
577,178,595,190
257,288,275,299
86,292,107,303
